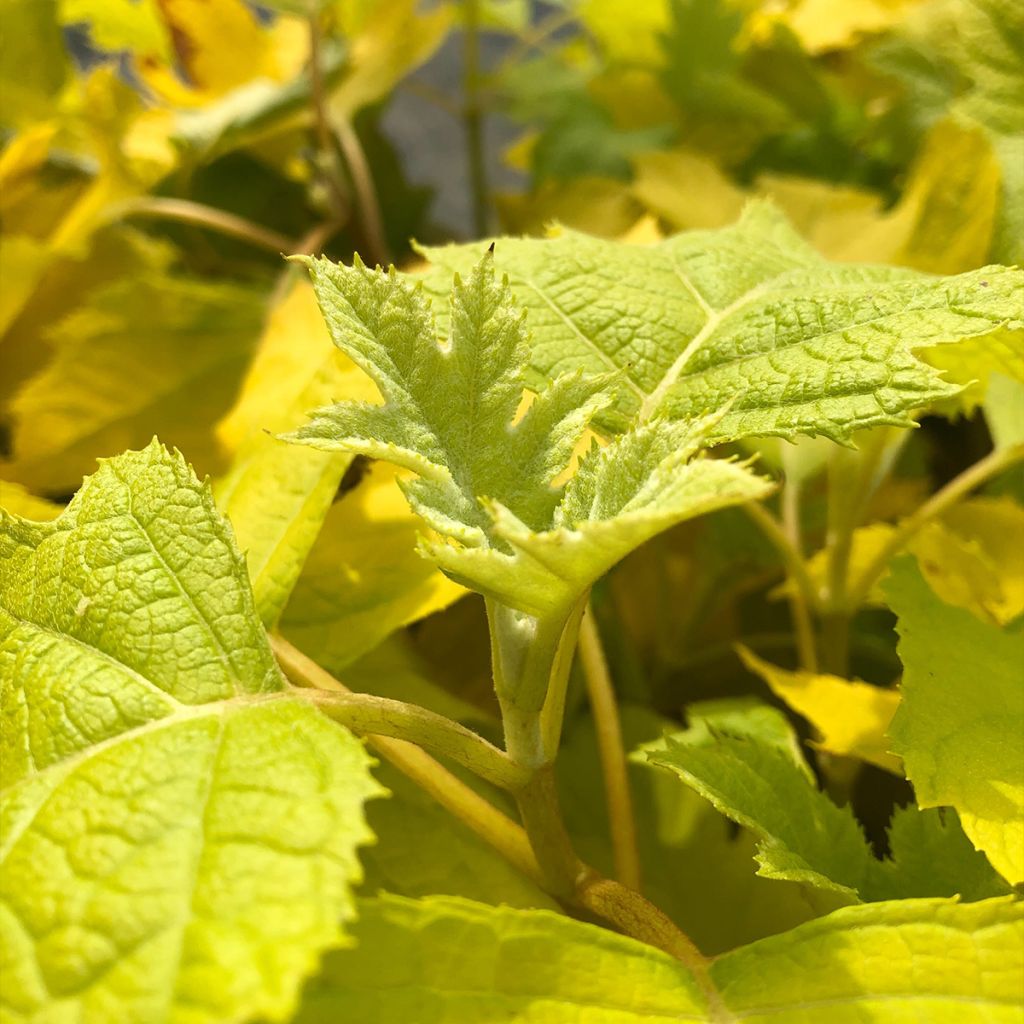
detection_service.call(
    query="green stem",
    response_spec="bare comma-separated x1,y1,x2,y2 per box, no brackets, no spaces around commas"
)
273,634,711,970
579,608,642,892
780,477,818,672
462,0,490,237
847,442,1024,607
308,12,352,222
272,635,527,791
114,197,294,254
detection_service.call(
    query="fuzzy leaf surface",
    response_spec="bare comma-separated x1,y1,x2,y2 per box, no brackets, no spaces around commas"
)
0,441,380,1024
420,203,1023,441
292,894,1024,1023
288,253,770,616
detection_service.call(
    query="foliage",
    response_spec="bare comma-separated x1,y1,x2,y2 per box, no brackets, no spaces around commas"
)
2,1,1023,1022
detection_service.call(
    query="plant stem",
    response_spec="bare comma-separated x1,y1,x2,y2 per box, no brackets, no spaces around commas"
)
847,442,1024,607
331,116,390,268
115,197,294,254
462,0,490,237
577,875,725,1016
272,635,713,971
272,635,527,790
308,12,352,223
780,477,818,672
578,608,642,891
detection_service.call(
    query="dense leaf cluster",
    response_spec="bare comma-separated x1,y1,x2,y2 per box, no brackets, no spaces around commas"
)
2,2,1023,1022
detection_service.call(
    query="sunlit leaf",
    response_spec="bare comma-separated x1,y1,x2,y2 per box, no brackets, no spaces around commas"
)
292,893,1024,1022
0,441,382,1024
7,273,264,494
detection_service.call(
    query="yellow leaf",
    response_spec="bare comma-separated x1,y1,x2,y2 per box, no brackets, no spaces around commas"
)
790,498,1024,625
135,0,307,106
578,0,670,65
632,149,747,230
916,499,1024,626
631,119,1001,273
739,646,902,773
330,0,454,119
0,480,62,521
215,279,379,626
7,273,263,493
497,178,644,238
763,0,927,54
279,461,465,672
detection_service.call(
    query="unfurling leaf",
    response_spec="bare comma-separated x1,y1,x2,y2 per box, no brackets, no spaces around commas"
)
287,252,770,617
0,441,381,1024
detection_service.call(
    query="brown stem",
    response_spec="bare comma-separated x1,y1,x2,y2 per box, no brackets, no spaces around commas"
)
115,197,294,254
332,116,390,268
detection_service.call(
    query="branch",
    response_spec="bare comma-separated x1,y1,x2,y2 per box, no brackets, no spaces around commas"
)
272,635,528,791
115,197,294,254
578,608,642,891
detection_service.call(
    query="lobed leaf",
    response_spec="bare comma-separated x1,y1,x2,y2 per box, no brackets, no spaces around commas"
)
288,251,770,616
0,441,381,1024
420,203,1023,442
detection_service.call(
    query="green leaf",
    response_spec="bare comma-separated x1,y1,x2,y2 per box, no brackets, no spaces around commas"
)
886,556,1024,885
292,893,1024,1022
638,701,1009,902
0,441,381,1024
420,203,1024,442
288,252,770,617
639,701,872,899
295,894,711,1022
557,704,819,955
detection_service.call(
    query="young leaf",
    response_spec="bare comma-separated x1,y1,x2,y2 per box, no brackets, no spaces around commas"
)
287,252,770,617
638,701,1009,902
0,441,381,1024
420,203,1023,441
886,556,1024,885
292,893,1024,1023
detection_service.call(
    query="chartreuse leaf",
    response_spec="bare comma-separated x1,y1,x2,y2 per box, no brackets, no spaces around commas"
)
739,646,901,773
0,441,381,1024
637,701,1009,902
420,203,1024,441
886,557,1024,885
293,893,1024,1023
287,252,769,617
